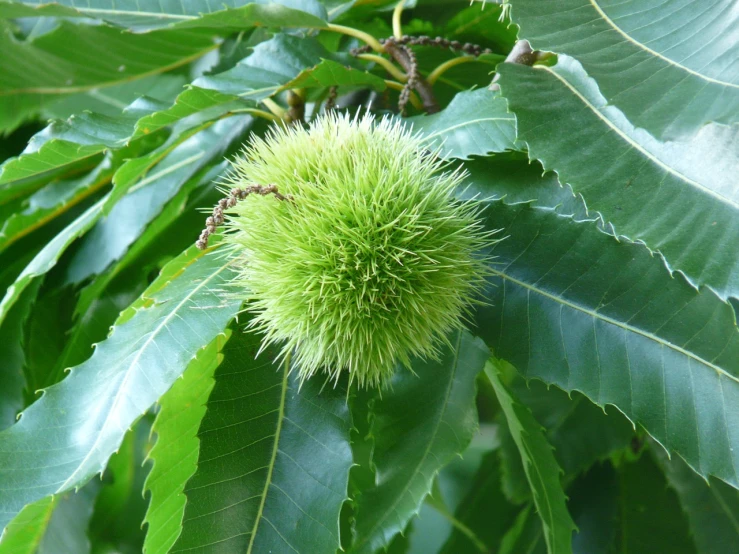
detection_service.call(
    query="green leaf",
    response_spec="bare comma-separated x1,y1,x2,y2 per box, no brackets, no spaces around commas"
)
194,34,339,99
0,246,241,533
472,200,739,491
89,417,153,553
0,21,214,133
0,498,55,553
0,484,99,554
0,252,40,430
172,327,353,554
63,116,250,284
132,34,358,140
513,379,635,476
349,331,489,554
130,88,243,141
508,0,739,139
655,448,739,554
37,484,99,554
0,157,113,254
461,155,589,220
438,451,520,554
498,415,533,505
282,58,387,91
142,334,222,554
497,57,739,301
498,504,546,554
40,74,188,121
485,359,575,554
0,195,106,328
404,89,516,160
567,463,619,554
613,454,696,553
0,98,162,193
0,0,328,32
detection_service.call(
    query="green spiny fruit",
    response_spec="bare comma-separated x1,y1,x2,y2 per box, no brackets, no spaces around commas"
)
221,112,494,387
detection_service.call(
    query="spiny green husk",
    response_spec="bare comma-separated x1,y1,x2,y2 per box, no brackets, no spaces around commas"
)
222,112,495,387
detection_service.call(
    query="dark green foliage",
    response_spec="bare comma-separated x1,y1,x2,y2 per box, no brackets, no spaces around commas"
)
0,0,736,552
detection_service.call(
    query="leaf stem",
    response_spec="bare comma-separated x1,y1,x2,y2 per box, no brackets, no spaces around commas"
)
261,98,287,119
230,108,280,122
357,53,407,82
429,501,488,553
384,80,423,110
392,0,406,40
427,56,478,85
325,23,385,53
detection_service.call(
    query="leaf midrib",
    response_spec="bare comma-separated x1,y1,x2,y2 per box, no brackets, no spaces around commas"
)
56,254,231,492
491,267,738,385
419,117,514,142
245,354,290,554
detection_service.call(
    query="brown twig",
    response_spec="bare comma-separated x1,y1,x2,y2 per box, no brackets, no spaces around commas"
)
324,86,338,111
382,38,438,114
351,35,493,58
196,184,293,250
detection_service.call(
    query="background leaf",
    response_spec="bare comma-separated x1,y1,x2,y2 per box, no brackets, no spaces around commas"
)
0,21,214,133
0,0,328,32
655,448,739,554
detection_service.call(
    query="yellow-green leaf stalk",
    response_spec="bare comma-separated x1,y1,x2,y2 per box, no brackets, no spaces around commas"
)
221,112,495,387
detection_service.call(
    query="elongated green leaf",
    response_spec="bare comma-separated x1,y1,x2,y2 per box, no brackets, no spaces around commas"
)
0,195,106,327
509,0,739,138
64,116,250,284
349,331,489,554
498,57,739,301
173,327,353,554
0,98,164,195
143,334,222,554
404,89,516,160
0,247,240,534
0,21,214,133
472,200,739,491
41,74,187,121
0,157,112,254
0,252,39,430
655,449,739,554
486,360,574,554
0,0,327,32
131,88,243,141
194,34,339,99
282,59,387,91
